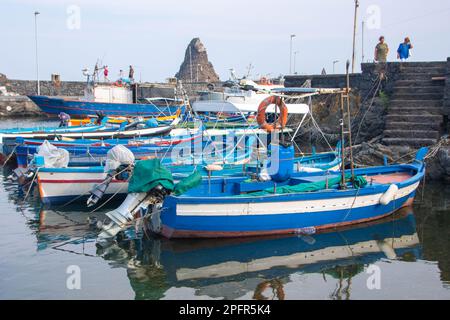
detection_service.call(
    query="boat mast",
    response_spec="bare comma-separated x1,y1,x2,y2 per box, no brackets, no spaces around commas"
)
345,60,356,181
339,60,356,188
339,90,347,188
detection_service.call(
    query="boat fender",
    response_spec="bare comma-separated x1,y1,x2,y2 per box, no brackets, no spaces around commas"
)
376,240,397,260
258,168,272,182
205,164,223,172
297,166,323,173
379,184,399,206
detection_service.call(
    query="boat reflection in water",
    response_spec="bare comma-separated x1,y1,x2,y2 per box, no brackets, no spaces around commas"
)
106,208,420,300
37,208,420,300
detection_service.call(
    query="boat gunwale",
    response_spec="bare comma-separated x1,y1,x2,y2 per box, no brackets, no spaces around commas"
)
167,163,424,202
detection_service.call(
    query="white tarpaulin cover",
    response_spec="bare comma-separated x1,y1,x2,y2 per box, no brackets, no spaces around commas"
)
104,145,135,172
37,140,70,168
192,101,310,115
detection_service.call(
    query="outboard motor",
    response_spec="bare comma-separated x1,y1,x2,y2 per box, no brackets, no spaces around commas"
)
96,184,171,247
87,145,135,207
96,158,177,247
86,164,130,207
123,117,145,131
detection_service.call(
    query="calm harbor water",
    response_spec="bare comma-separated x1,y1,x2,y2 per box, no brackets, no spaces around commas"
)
0,119,449,300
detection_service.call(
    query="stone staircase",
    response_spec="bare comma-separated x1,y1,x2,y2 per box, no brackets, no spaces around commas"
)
383,62,446,147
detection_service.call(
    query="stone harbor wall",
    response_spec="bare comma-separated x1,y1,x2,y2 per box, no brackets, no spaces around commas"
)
0,96,43,117
3,79,86,97
0,75,87,118
444,58,450,117
0,75,87,97
286,60,450,182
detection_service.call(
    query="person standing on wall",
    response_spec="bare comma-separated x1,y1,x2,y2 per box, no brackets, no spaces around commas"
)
375,36,389,63
397,37,414,61
129,65,135,82
103,65,109,82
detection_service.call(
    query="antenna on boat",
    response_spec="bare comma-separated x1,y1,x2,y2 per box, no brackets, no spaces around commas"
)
339,60,356,188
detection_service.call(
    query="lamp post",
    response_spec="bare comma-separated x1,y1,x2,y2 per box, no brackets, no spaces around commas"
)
333,60,339,74
293,51,299,74
289,34,296,74
34,11,40,95
351,0,360,73
361,20,365,63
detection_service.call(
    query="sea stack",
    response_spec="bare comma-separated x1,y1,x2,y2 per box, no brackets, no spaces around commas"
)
175,38,220,83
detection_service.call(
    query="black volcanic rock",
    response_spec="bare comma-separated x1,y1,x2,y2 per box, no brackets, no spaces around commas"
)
175,38,220,83
0,73,7,85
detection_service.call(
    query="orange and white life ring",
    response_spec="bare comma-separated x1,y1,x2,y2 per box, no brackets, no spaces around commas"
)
257,96,288,133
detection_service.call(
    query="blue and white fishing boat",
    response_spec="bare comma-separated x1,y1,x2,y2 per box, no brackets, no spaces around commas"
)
1,118,181,157
29,81,185,118
13,131,202,168
0,123,107,145
102,144,422,239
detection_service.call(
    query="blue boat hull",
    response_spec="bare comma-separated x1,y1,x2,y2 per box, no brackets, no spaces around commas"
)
28,95,185,118
152,163,425,239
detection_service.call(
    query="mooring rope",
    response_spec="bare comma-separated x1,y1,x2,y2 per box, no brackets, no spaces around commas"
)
54,164,133,211
353,76,383,144
0,146,18,168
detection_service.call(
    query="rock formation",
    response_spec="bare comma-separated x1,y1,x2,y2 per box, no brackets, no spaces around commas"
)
0,73,7,85
175,38,220,83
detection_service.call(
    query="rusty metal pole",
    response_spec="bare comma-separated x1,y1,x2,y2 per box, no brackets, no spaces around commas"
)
339,92,347,188
346,60,356,182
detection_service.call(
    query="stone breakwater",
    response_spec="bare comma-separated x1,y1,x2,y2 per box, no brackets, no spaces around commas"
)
0,96,44,117
0,74,86,118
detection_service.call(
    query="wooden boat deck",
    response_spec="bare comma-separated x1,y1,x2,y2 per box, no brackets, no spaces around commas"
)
367,172,413,184
292,172,414,186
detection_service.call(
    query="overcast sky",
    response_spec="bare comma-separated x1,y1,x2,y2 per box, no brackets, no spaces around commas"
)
1,0,450,82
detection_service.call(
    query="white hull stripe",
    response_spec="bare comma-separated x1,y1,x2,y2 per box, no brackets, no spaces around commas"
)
175,183,420,217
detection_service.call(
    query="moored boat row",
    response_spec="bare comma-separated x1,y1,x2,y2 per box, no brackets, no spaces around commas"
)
2,74,429,244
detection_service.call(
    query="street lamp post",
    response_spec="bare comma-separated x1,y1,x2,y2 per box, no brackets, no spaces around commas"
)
333,60,339,74
293,51,299,74
351,0,360,73
34,11,40,95
361,20,365,63
289,34,296,74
